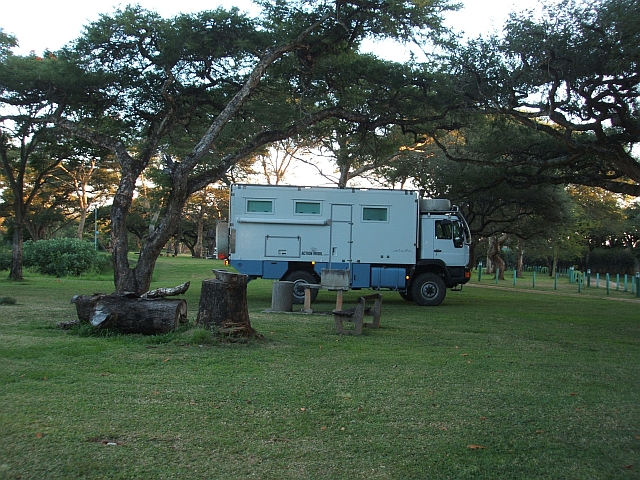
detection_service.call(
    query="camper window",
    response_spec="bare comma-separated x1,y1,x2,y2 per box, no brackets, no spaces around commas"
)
362,206,388,222
247,199,273,213
295,201,321,215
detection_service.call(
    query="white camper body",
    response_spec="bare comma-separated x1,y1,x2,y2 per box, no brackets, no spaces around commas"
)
226,184,471,306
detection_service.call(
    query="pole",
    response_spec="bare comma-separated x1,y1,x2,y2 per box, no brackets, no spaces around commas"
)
94,208,98,250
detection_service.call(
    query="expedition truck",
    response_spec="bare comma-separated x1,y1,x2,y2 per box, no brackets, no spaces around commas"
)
220,184,471,306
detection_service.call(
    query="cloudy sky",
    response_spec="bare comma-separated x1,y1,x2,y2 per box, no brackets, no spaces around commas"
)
3,0,536,57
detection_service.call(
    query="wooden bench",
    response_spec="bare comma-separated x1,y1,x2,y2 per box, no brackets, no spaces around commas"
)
333,293,382,335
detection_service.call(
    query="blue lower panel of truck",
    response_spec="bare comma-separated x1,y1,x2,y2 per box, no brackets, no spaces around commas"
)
231,260,406,290
351,263,371,288
263,261,289,279
230,260,264,276
371,267,407,289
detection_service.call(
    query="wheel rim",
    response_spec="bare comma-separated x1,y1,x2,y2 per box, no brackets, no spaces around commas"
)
292,280,307,299
420,282,439,299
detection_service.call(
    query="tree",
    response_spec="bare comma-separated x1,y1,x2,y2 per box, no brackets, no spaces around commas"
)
0,30,110,279
54,145,118,240
49,1,458,294
446,0,640,196
378,118,576,270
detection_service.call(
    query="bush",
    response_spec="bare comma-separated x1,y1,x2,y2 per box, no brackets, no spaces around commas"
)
587,248,637,274
0,246,12,271
23,238,102,277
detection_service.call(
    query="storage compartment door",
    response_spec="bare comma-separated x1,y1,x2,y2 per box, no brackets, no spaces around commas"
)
265,236,301,258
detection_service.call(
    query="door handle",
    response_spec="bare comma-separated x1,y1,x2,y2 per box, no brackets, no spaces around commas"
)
434,249,442,253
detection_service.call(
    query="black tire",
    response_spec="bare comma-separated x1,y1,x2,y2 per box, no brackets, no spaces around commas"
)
284,270,319,304
411,273,446,306
399,290,413,301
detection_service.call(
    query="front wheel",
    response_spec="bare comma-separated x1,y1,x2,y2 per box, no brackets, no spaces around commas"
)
284,270,319,304
411,273,446,306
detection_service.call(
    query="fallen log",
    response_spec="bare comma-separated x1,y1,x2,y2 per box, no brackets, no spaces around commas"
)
71,293,106,323
70,282,190,334
71,293,187,335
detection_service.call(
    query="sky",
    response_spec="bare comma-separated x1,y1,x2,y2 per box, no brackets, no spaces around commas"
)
2,0,536,57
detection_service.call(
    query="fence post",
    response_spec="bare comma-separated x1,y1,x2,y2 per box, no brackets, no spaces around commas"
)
569,266,575,283
513,269,517,286
606,273,610,295
587,269,591,287
532,270,536,288
495,268,500,284
624,274,628,292
577,272,582,293
616,274,620,291
636,273,640,298
596,273,600,288
478,262,482,282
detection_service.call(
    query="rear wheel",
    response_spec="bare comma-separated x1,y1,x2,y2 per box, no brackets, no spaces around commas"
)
284,270,319,304
411,273,446,306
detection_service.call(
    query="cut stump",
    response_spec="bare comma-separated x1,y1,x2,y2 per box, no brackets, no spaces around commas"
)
196,269,260,339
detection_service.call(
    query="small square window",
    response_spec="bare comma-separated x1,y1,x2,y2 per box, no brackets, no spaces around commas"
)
247,199,273,213
362,207,388,222
295,201,321,215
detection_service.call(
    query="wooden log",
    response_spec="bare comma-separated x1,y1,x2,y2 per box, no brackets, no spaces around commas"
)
71,294,106,323
196,269,260,338
90,295,187,334
141,281,190,299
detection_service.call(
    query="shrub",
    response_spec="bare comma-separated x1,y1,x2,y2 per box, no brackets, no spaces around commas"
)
23,238,101,277
587,248,636,274
0,246,12,271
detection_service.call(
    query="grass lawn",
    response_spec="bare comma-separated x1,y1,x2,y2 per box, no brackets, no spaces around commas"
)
0,256,638,479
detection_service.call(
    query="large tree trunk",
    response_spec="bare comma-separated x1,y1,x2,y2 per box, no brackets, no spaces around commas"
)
9,223,24,281
196,270,259,338
487,234,507,280
72,293,187,334
194,204,204,258
77,208,87,240
515,238,525,278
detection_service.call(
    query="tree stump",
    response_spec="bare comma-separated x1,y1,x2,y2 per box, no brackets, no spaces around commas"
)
196,270,260,338
71,293,187,335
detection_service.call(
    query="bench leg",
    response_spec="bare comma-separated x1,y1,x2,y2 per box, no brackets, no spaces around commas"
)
333,313,363,335
335,290,344,311
352,312,363,335
365,298,382,328
302,288,313,314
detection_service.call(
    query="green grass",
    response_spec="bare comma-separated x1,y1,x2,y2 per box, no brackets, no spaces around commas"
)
0,258,639,479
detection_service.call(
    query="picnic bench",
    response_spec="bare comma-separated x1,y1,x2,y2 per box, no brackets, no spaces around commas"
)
333,293,382,335
302,269,350,314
